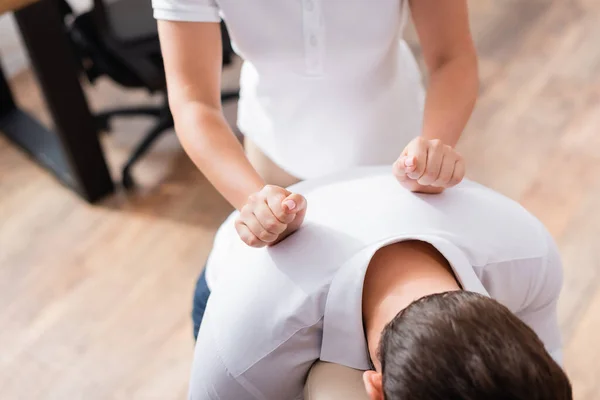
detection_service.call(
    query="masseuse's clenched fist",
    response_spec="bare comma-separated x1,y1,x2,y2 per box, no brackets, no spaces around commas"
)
393,137,465,194
235,185,307,248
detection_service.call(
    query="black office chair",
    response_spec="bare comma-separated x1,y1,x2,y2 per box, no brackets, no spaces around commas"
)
59,0,238,188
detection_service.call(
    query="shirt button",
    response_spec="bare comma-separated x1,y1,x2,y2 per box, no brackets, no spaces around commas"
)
310,34,318,47
305,0,314,11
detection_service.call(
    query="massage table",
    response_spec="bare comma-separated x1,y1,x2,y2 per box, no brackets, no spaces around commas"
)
304,361,369,400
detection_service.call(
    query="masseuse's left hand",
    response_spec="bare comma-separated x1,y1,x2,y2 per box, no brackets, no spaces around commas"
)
393,137,465,194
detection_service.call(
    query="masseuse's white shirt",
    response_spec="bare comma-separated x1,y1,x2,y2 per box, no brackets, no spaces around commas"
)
190,167,564,400
152,0,424,178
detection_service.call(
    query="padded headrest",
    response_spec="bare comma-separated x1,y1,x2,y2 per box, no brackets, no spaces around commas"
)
304,361,369,400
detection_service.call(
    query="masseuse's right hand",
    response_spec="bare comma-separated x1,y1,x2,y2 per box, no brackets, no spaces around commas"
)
235,185,307,248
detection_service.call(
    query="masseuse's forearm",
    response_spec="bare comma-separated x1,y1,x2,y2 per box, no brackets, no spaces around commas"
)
174,102,265,210
420,55,479,147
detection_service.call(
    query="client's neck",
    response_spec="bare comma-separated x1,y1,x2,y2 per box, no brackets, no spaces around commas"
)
362,241,461,370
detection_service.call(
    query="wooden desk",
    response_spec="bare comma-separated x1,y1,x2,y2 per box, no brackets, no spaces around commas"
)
0,0,114,202
0,0,36,14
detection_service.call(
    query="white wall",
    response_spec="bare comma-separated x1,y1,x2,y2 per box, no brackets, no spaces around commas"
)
0,0,91,77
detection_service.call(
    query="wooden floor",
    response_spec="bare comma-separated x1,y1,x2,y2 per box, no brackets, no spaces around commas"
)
1,0,600,398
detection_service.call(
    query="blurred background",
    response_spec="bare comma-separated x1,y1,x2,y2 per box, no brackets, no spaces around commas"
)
1,0,599,399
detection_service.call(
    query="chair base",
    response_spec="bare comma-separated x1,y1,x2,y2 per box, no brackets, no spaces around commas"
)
96,106,162,131
121,112,174,188
96,90,238,189
95,98,173,188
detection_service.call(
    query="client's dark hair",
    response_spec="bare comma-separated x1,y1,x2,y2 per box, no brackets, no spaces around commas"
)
378,291,572,400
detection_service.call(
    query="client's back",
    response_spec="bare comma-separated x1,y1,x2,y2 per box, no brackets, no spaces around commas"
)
379,291,572,400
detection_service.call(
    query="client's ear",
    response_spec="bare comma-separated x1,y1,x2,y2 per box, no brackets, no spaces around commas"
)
363,370,384,400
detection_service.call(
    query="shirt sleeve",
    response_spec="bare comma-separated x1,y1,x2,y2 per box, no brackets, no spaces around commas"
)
188,318,258,400
152,0,220,22
517,296,563,366
515,236,565,366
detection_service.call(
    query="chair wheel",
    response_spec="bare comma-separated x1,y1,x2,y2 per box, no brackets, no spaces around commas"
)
122,171,135,189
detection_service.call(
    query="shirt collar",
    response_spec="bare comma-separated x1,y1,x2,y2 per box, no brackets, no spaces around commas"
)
320,235,489,371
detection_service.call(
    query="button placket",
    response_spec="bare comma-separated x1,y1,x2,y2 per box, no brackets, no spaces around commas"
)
302,0,324,75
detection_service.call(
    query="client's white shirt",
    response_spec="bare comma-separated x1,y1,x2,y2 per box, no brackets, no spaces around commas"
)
191,167,564,400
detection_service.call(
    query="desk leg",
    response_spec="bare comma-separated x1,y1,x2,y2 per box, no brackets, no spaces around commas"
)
7,0,114,202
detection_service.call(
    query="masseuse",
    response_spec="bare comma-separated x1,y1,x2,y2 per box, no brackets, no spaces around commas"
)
152,0,479,247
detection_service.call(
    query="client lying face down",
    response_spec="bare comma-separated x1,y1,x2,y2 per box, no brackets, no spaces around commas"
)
362,242,569,400
189,166,572,400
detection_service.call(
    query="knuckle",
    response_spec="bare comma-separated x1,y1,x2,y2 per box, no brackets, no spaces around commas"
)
430,139,442,149
275,210,288,221
411,166,423,175
247,236,261,247
263,184,276,194
440,172,452,182
281,214,295,224
267,184,285,195
395,173,408,182
247,193,259,204
240,204,253,216
425,170,438,180
258,231,274,242
264,219,280,231
235,225,244,236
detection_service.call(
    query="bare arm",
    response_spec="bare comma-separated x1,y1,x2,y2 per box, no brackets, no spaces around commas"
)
409,0,479,147
158,21,264,210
